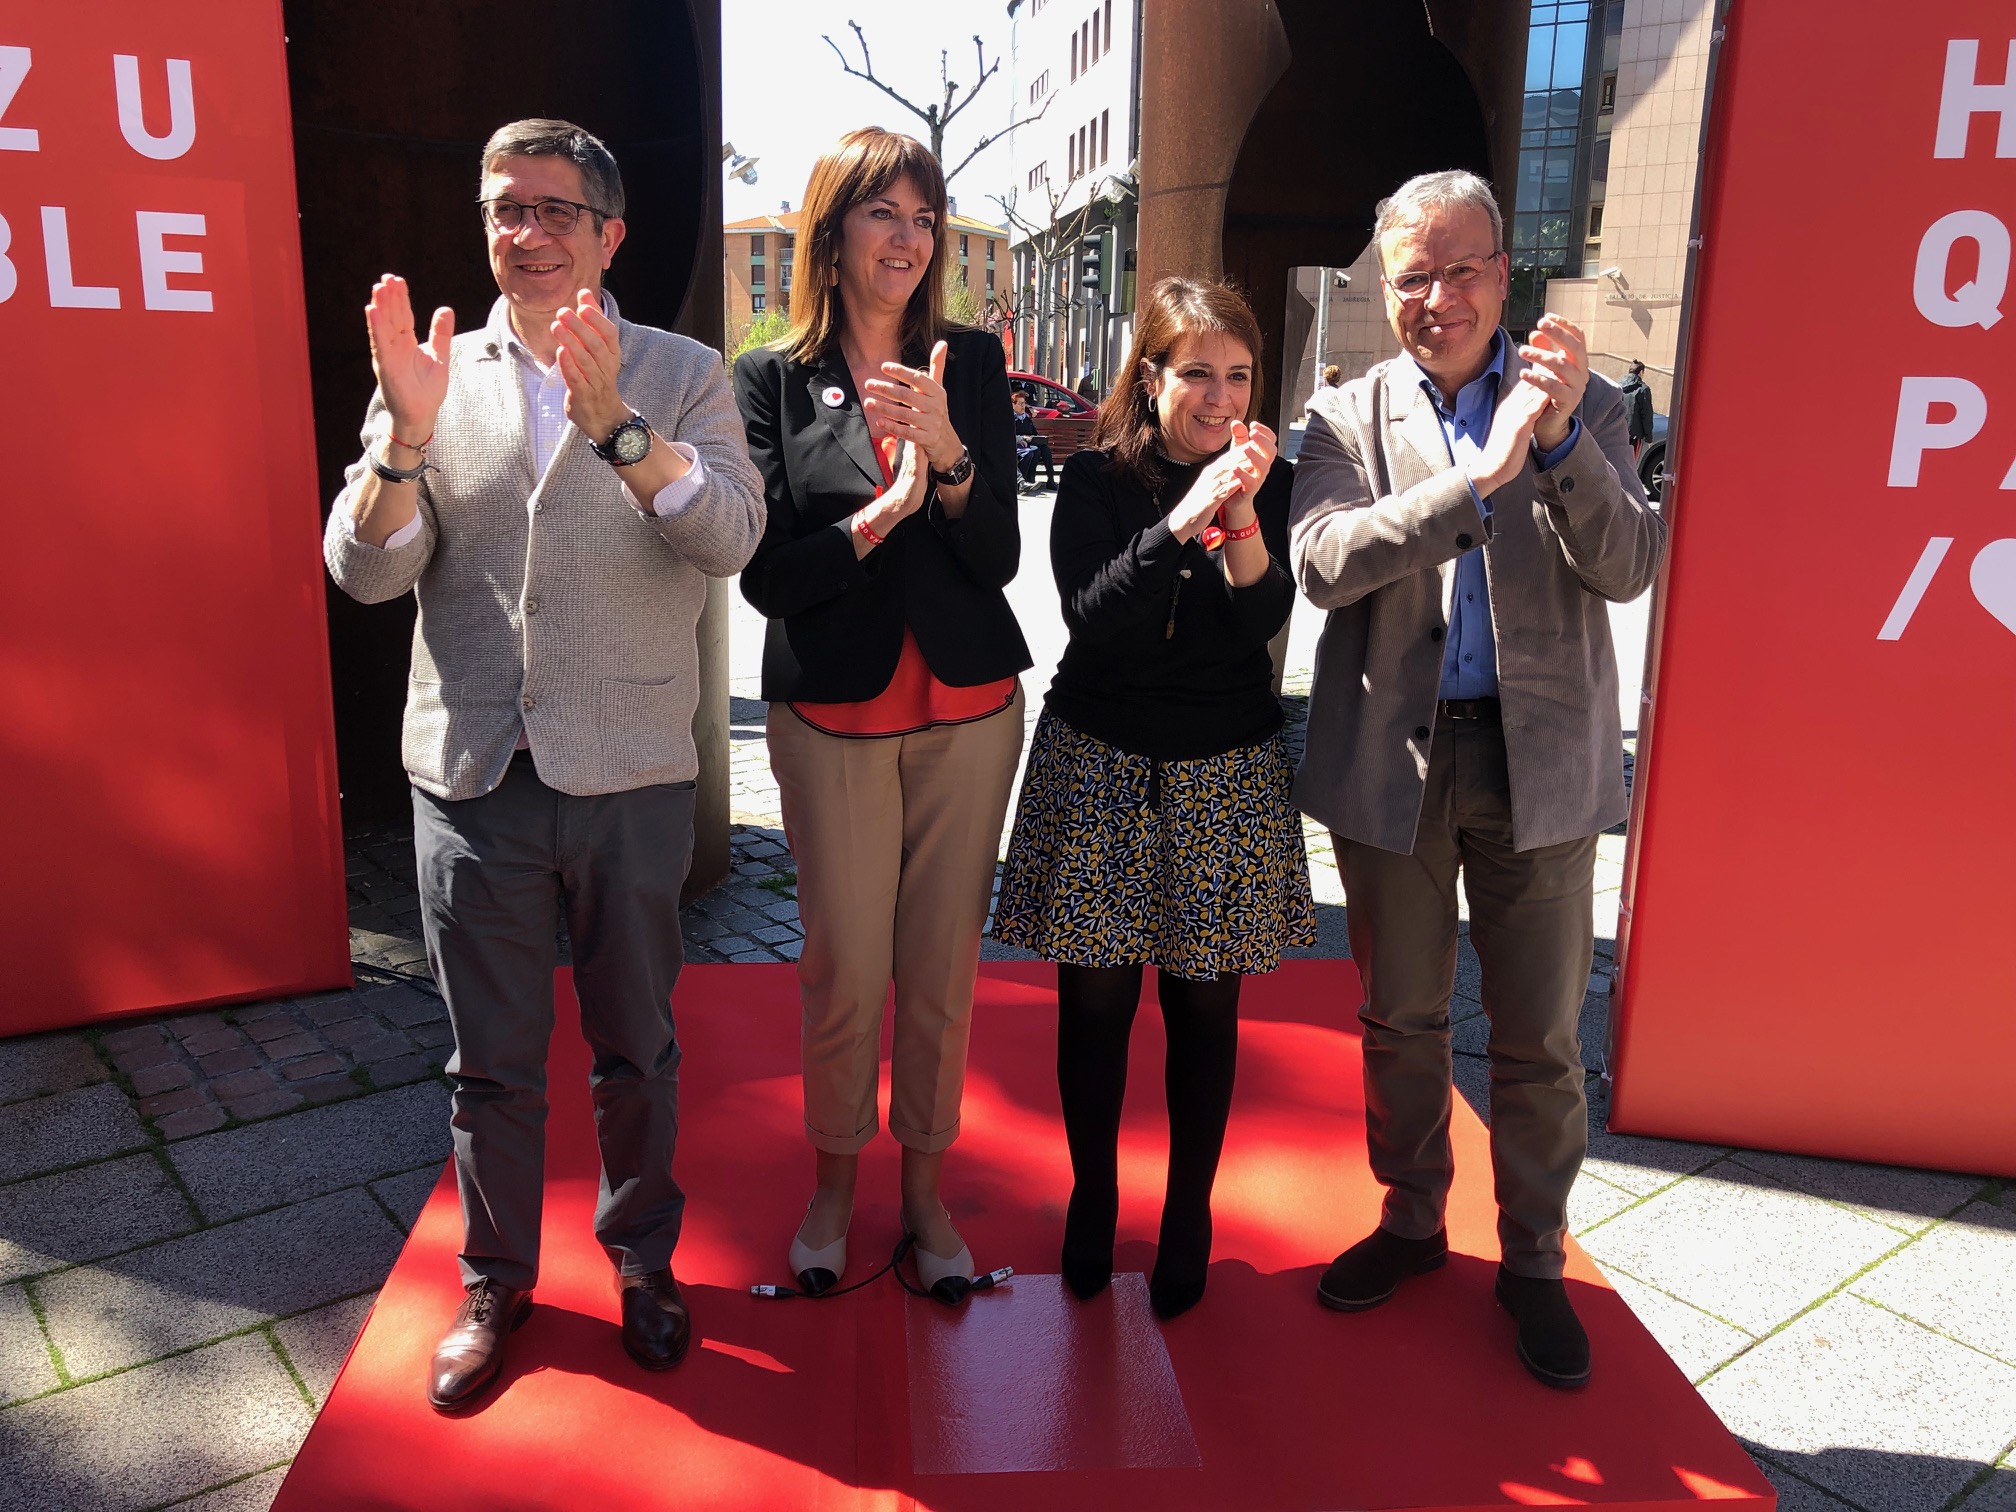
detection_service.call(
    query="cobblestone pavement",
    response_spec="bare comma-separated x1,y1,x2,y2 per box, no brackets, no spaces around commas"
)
3,644,2012,1507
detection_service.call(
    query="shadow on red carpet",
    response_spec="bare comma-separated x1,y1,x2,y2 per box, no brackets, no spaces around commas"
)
271,961,1772,1511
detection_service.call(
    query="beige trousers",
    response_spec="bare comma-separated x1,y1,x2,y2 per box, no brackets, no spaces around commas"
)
1337,716,1596,1279
766,686,1025,1153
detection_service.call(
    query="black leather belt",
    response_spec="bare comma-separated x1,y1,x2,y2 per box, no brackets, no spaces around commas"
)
1438,697,1502,722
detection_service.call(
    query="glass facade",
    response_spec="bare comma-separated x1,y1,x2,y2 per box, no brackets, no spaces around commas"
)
1508,0,1624,334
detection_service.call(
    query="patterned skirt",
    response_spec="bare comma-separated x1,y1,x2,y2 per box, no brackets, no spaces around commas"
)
992,711,1317,979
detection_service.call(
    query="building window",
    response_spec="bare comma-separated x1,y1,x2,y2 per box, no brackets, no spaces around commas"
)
751,234,764,257
752,293,765,312
1070,32,1079,79
960,233,969,259
780,249,794,290
1100,109,1110,167
987,267,996,290
751,261,764,286
1600,71,1616,112
986,240,996,267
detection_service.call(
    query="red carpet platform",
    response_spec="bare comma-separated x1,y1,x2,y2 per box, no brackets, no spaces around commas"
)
273,962,1771,1511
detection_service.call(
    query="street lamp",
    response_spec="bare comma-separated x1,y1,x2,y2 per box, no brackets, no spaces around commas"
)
721,142,759,187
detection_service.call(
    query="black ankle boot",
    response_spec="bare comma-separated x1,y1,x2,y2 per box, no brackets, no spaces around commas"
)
1495,1268,1591,1389
1315,1226,1448,1311
1148,1203,1210,1320
1061,1186,1117,1300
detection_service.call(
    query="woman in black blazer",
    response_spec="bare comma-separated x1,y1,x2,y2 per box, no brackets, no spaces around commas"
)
732,127,1031,1305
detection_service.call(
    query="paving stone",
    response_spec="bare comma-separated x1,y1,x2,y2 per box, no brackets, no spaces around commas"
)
293,1074,363,1106
168,1081,450,1221
225,1090,305,1121
1566,1170,1639,1235
410,1023,455,1051
0,1083,149,1183
158,1106,229,1140
209,1069,278,1102
241,1016,304,1047
368,987,445,1029
280,1053,347,1082
1578,1161,1905,1336
370,1165,446,1231
37,1188,404,1377
349,1032,415,1065
0,1033,106,1104
1603,1269,1754,1383
273,1290,376,1403
728,950,775,964
197,1046,264,1077
773,938,804,962
0,1154,196,1284
1750,1458,1862,1510
1701,1295,2016,1512
1580,1078,1730,1195
1956,1464,2016,1512
1851,1201,2016,1367
323,1017,386,1049
131,1061,196,1097
259,1032,325,1060
365,1054,434,1088
0,1282,58,1405
0,1332,312,1512
299,994,364,1027
140,1088,210,1118
714,935,756,956
753,924,801,946
181,1029,245,1058
112,1039,182,1074
162,1467,288,1511
100,1024,167,1055
1727,1149,1987,1236
763,900,801,923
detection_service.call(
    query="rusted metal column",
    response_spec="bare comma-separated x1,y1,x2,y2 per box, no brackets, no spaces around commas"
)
1135,0,1292,287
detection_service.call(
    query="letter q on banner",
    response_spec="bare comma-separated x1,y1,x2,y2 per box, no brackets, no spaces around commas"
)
1913,209,2009,327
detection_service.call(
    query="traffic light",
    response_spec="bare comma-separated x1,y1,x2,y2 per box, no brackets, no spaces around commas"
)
1080,235,1104,298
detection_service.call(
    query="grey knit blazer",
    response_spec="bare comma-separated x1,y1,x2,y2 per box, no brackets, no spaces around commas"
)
323,297,765,800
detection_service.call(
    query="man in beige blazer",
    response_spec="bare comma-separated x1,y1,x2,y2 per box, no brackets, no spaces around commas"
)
324,119,764,1411
1290,171,1665,1388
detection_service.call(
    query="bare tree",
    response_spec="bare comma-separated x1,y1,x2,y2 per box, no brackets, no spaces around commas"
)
989,177,1110,379
822,20,1048,184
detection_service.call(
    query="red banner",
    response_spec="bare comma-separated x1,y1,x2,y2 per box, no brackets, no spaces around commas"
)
1611,6,2016,1173
0,1,349,1032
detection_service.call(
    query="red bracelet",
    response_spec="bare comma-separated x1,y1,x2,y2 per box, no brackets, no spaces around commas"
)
1221,517,1261,542
389,430,433,453
854,513,885,547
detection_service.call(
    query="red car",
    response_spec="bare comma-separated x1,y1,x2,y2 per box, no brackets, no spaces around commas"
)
1007,372,1095,418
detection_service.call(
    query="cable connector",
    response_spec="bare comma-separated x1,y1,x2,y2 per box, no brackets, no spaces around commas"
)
972,1266,1014,1291
751,1283,799,1299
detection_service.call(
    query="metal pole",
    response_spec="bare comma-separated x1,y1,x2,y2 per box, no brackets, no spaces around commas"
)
1312,265,1331,402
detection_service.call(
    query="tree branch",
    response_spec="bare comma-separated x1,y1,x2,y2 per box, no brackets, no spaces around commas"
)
945,92,1050,185
822,23,933,130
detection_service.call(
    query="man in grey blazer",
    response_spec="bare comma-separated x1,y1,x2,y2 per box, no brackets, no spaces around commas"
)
1290,171,1665,1388
324,119,764,1411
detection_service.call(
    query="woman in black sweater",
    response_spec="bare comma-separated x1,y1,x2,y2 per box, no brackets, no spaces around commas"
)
994,277,1315,1319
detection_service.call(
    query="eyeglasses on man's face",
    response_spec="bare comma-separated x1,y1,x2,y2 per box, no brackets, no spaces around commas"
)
478,197,605,237
1384,252,1503,301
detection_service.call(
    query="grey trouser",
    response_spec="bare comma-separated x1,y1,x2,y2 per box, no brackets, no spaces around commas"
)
414,751,695,1291
1337,715,1596,1279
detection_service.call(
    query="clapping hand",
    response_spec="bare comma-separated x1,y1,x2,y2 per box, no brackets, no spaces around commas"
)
863,342,959,468
552,289,630,441
364,274,453,443
1169,420,1277,541
1518,313,1589,453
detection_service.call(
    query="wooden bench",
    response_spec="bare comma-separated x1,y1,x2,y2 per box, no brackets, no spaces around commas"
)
1033,414,1099,465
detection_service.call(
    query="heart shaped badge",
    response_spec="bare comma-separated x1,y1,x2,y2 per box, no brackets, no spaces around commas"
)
821,385,846,408
1970,537,2016,634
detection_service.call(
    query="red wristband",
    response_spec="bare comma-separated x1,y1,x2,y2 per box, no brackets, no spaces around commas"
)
389,431,433,453
1221,517,1261,542
854,512,885,547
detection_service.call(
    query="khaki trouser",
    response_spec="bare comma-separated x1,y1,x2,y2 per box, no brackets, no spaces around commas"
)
766,687,1025,1153
1337,714,1596,1279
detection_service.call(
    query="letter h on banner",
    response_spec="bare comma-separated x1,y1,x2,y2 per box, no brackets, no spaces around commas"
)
1935,39,2016,156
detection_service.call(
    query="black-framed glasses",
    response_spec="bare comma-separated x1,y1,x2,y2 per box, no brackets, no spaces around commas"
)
1384,251,1504,301
478,197,605,236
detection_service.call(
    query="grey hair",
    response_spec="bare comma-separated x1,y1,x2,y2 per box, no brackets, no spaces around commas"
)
1371,170,1502,269
479,119,626,220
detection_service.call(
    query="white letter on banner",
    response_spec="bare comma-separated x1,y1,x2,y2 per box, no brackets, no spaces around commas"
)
0,46,38,152
41,207,120,309
136,212,211,311
0,212,16,303
1915,211,2009,327
1888,377,1987,486
113,55,195,161
1935,40,2016,158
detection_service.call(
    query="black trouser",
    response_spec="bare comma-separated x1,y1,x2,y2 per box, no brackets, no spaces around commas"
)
1017,438,1055,486
413,752,695,1291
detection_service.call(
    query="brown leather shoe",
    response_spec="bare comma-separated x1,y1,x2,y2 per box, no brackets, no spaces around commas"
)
618,1268,693,1370
427,1277,532,1413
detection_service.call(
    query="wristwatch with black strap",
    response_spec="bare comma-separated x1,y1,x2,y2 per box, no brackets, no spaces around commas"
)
589,413,653,467
928,447,974,487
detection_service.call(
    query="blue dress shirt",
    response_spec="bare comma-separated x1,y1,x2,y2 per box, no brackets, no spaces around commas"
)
1401,331,1579,699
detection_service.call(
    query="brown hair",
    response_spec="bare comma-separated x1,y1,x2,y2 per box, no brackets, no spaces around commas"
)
479,119,625,220
782,128,952,365
1092,276,1266,491
1321,364,1342,385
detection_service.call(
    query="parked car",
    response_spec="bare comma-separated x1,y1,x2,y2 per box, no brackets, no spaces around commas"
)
1008,372,1095,419
1639,409,1669,505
